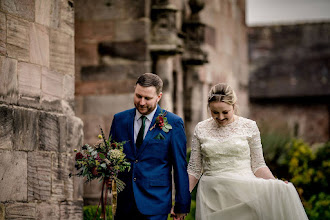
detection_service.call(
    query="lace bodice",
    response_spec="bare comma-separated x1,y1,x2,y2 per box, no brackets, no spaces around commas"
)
187,116,267,179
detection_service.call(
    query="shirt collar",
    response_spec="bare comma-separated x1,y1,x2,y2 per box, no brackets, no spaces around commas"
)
135,106,158,122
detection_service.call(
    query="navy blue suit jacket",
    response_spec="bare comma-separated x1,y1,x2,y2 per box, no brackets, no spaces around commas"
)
109,105,191,215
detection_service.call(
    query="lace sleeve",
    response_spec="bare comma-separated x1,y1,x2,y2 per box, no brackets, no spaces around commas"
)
187,128,203,180
248,121,267,173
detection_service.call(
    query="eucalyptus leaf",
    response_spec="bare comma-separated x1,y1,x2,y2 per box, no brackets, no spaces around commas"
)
162,127,169,132
165,124,172,129
99,153,106,159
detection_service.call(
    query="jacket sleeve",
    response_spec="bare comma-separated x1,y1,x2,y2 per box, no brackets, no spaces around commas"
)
170,118,191,214
109,115,117,140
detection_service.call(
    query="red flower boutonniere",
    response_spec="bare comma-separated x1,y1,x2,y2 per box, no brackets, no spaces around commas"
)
150,110,172,133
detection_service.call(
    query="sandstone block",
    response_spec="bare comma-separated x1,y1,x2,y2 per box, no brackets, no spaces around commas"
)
13,107,39,151
0,106,13,150
75,42,99,67
40,99,62,113
75,79,137,96
83,94,134,116
99,41,149,61
0,12,6,56
0,56,18,104
49,30,74,76
51,153,74,201
36,202,60,220
50,0,60,29
5,203,35,219
41,67,63,101
39,112,60,151
59,0,74,36
75,0,125,21
17,62,41,99
0,151,27,202
35,0,51,27
75,20,114,42
30,23,50,67
81,63,149,82
6,16,30,61
73,176,84,201
65,116,83,153
1,0,35,21
6,44,29,62
60,201,83,220
27,151,52,201
114,20,148,42
63,74,74,101
80,115,111,144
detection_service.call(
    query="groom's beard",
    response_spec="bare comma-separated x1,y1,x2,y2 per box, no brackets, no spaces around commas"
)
135,103,156,115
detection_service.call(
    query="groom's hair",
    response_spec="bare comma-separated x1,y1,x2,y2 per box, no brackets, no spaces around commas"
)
136,73,163,94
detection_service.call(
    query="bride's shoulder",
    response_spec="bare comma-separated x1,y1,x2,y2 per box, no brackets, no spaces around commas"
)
236,116,258,130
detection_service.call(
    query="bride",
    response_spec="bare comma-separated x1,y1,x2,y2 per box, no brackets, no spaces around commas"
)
187,83,308,220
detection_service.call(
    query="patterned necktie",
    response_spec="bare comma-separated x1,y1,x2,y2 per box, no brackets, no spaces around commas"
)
136,116,146,148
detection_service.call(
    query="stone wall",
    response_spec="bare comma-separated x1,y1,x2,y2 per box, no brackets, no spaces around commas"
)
248,22,330,143
0,1,84,219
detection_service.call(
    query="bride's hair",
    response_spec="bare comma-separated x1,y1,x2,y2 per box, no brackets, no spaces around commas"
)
208,83,238,113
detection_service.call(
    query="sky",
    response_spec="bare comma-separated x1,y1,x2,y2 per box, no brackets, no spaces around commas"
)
246,0,330,26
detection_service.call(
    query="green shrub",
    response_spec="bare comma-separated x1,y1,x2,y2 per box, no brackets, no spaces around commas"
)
306,192,330,220
284,140,330,219
83,205,112,220
260,130,292,179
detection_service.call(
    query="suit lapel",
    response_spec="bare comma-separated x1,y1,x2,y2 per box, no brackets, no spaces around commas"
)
136,106,161,157
127,109,137,156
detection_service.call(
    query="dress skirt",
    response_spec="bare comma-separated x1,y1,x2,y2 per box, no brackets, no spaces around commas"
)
195,173,309,220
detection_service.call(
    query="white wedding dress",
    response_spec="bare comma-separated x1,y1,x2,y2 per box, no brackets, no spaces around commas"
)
188,116,308,220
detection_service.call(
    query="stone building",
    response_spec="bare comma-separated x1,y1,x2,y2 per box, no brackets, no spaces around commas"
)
75,0,248,204
248,22,330,144
0,0,249,215
0,0,83,219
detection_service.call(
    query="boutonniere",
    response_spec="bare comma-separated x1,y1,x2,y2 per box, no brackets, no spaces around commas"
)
150,110,172,133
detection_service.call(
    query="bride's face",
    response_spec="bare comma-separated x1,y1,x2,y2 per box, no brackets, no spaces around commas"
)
209,101,235,126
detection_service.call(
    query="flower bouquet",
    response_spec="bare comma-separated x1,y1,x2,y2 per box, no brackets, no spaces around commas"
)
70,127,130,219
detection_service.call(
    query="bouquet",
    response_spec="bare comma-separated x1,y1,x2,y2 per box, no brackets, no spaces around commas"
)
70,127,130,219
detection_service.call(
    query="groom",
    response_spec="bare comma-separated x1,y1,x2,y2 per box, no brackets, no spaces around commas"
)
109,73,191,220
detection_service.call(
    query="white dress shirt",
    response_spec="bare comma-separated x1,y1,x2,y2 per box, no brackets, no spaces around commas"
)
134,107,157,144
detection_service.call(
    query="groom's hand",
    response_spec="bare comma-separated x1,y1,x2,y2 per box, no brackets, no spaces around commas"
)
174,213,187,220
170,207,187,220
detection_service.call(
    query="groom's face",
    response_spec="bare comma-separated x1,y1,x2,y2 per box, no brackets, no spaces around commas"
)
134,84,162,115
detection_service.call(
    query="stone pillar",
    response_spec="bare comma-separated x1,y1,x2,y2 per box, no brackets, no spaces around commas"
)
182,0,208,145
74,0,152,205
150,0,183,112
0,1,84,219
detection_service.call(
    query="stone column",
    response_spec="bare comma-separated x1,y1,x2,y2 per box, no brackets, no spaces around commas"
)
182,0,208,145
0,1,84,219
150,0,183,113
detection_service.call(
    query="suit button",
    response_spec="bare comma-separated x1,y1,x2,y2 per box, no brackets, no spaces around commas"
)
133,178,136,181
135,160,138,163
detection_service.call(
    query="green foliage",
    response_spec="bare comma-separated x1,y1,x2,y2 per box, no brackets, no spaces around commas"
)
83,205,112,220
306,193,330,220
284,140,330,219
260,129,292,179
261,131,330,220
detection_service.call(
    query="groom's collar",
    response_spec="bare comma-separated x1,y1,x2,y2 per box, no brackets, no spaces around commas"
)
135,106,158,122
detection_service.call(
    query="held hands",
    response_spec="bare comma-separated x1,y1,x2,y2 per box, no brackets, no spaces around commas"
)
170,207,187,220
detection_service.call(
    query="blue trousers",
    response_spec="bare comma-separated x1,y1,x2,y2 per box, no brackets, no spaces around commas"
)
114,199,168,220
